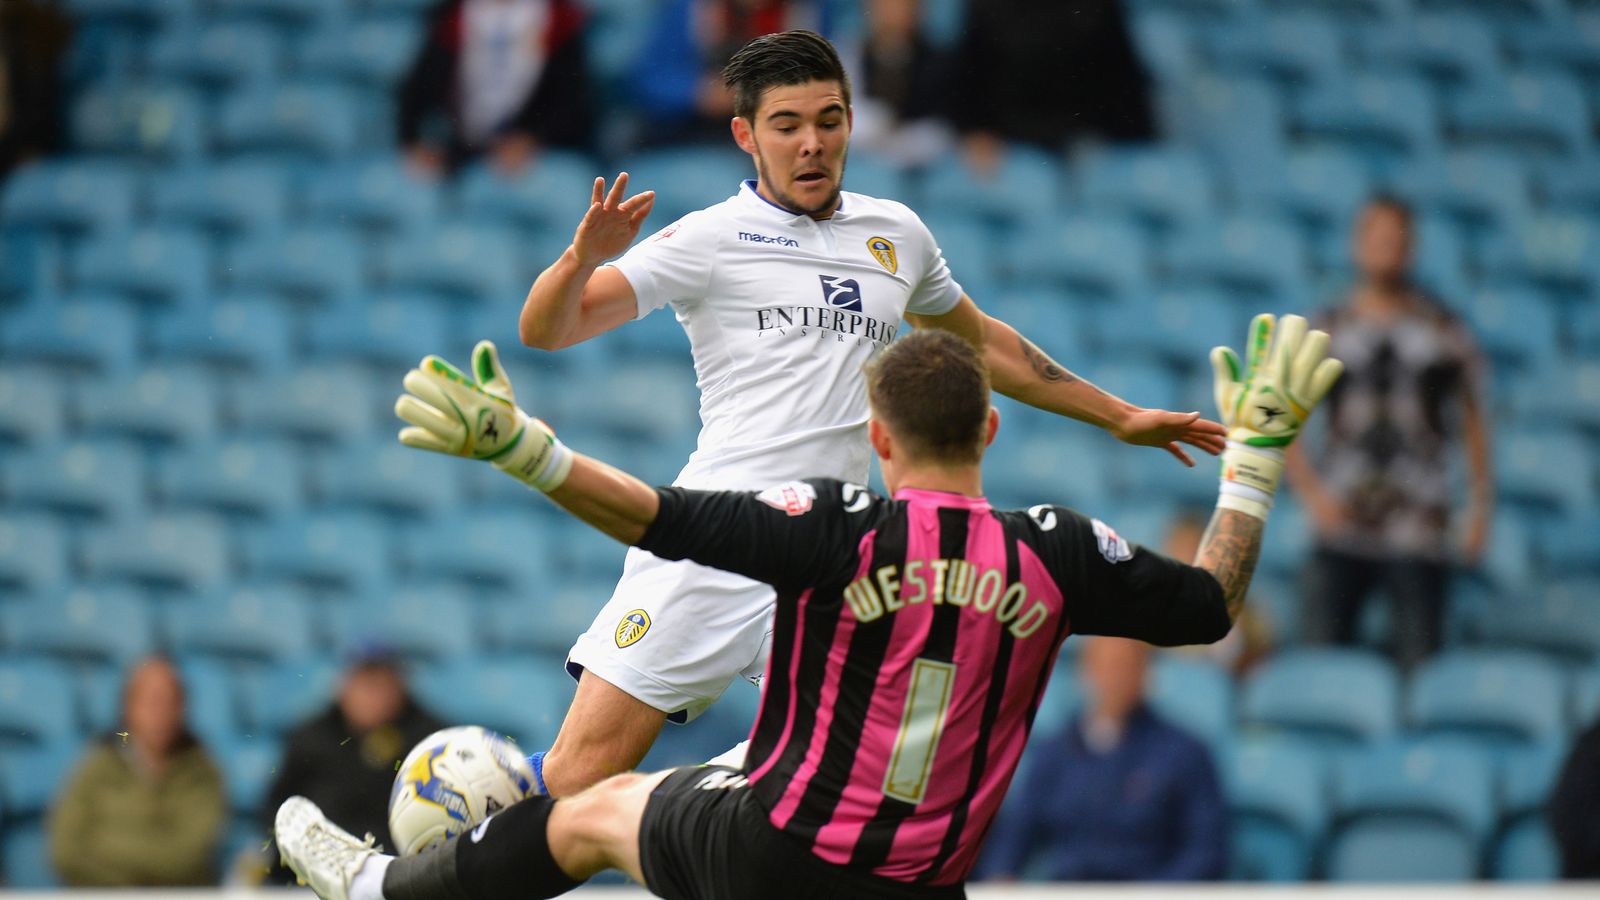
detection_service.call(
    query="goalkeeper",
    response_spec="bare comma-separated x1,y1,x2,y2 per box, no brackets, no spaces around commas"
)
276,315,1340,900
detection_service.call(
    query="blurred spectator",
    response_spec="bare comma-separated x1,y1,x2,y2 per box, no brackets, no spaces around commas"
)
1550,716,1600,878
48,657,226,886
1286,195,1493,671
262,647,443,877
398,0,595,178
978,637,1226,881
1163,512,1273,674
0,0,71,182
951,0,1155,172
631,0,825,147
842,0,955,167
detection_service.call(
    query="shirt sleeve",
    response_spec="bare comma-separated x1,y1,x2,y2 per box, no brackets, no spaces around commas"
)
1038,507,1231,646
900,205,965,316
605,211,716,319
635,478,871,594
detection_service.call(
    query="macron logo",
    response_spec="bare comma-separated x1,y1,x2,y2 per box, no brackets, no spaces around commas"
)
738,231,799,248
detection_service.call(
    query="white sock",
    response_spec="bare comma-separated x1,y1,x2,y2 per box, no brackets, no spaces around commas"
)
349,854,392,900
706,740,749,768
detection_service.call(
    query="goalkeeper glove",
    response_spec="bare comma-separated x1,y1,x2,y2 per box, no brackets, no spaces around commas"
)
1210,313,1343,520
394,340,574,492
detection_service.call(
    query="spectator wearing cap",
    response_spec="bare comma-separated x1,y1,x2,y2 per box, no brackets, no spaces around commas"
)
261,646,443,877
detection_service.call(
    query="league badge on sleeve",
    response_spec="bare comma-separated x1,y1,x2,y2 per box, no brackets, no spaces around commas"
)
757,480,817,516
1090,518,1134,564
867,236,897,274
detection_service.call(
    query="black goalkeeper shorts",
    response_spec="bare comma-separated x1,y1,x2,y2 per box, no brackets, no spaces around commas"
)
637,766,965,900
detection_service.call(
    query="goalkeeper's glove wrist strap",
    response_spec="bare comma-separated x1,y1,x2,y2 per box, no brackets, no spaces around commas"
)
1218,441,1285,521
493,418,574,492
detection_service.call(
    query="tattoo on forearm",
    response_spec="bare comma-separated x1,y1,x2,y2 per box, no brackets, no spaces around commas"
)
1018,334,1076,385
1196,509,1263,622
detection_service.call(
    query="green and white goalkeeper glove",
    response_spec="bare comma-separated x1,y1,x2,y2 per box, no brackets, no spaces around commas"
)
1210,313,1344,520
395,340,573,492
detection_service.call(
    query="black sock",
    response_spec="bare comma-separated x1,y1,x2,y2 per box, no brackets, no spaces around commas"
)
383,796,583,900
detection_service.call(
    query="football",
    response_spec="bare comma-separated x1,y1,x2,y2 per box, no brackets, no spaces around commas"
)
388,725,538,855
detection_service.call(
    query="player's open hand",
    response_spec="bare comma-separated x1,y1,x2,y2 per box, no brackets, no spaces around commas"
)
1113,408,1228,467
572,172,655,267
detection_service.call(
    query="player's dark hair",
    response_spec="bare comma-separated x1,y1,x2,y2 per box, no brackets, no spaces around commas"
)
867,330,991,465
722,30,851,121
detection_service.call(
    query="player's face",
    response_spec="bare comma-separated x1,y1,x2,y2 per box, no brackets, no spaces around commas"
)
738,80,851,218
1353,206,1412,285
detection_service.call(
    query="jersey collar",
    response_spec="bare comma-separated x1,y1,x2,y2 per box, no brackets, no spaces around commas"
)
739,179,847,222
892,487,991,510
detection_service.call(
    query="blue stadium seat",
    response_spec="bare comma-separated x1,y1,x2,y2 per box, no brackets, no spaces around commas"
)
326,582,470,666
0,819,57,887
1406,212,1471,301
1408,649,1567,746
1576,664,1600,728
479,575,623,656
398,508,550,589
640,677,762,770
150,291,296,371
1004,215,1149,300
1150,655,1234,750
176,657,242,751
0,365,65,446
216,734,281,813
168,584,317,662
1477,578,1600,663
3,439,145,519
3,587,155,665
304,157,443,232
1397,149,1534,229
0,661,77,747
1234,146,1373,230
1131,12,1202,83
1333,739,1497,841
0,160,137,233
0,513,67,597
1536,157,1600,217
226,226,367,302
1297,73,1439,162
237,657,339,736
624,147,751,223
216,83,364,158
918,145,1062,226
147,20,281,86
1460,284,1561,369
547,516,630,581
81,512,231,591
838,152,910,204
1500,741,1566,823
76,365,218,444
154,437,303,519
1117,438,1221,507
0,743,79,819
59,0,194,24
70,82,205,160
1078,147,1217,228
919,214,999,294
305,295,452,369
299,16,423,86
1518,360,1600,431
554,362,699,442
1478,508,1535,592
232,363,382,444
1326,820,1479,881
1504,20,1600,78
1496,429,1596,516
1,293,140,372
1577,299,1600,359
606,303,694,361
148,161,292,233
1449,72,1592,159
1357,14,1501,85
979,292,1091,369
73,226,211,306
381,221,524,300
314,437,459,516
1240,648,1400,745
1226,736,1328,882
1258,500,1310,577
983,430,1113,513
242,510,392,593
1494,818,1559,881
1082,356,1182,414
412,658,576,751
1161,75,1286,172
1537,512,1600,574
1203,14,1346,85
1483,213,1600,295
456,151,600,232
1095,288,1242,364
1163,215,1307,300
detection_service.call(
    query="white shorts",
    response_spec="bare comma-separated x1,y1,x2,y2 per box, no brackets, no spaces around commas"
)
567,547,774,723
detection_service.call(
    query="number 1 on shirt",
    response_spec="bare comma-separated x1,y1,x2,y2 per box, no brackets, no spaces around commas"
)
883,658,957,805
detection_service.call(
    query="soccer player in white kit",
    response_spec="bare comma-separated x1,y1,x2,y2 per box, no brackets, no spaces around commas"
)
511,31,1226,797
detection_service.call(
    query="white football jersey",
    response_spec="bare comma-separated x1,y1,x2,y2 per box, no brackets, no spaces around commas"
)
608,180,964,490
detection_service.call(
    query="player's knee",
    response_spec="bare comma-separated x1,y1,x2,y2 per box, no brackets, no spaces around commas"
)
555,773,651,845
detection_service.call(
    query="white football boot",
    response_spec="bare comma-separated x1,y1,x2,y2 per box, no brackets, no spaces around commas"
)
275,795,381,900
